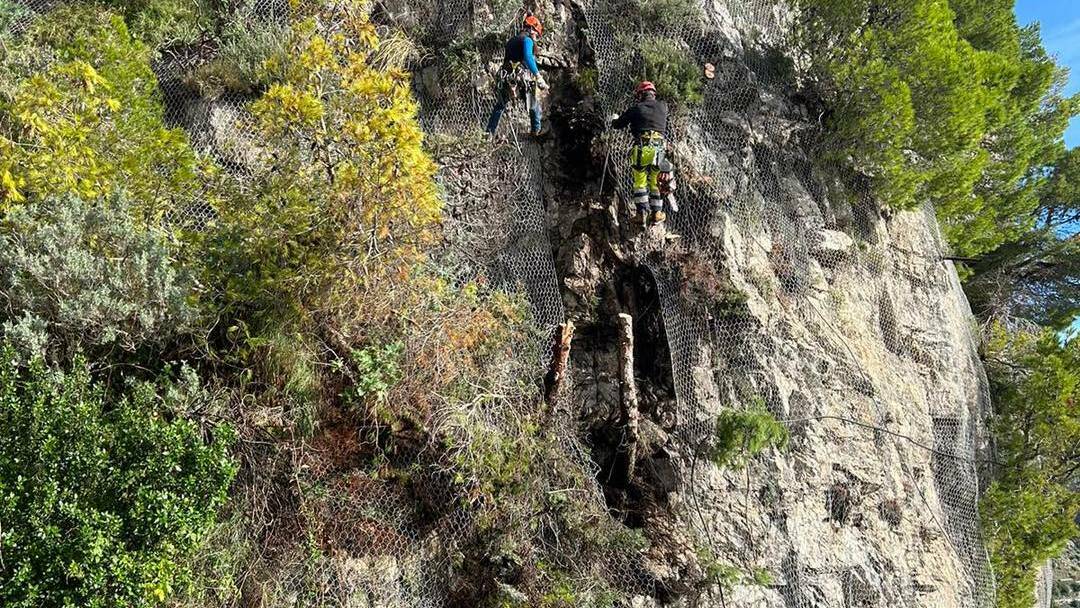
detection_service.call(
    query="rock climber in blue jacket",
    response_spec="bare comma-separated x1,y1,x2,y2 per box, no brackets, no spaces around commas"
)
486,14,549,137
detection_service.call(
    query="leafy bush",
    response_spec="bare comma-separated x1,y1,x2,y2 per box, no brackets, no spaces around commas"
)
627,0,700,33
982,326,1080,608
695,545,741,592
708,399,789,469
0,4,211,217
530,561,620,608
638,38,702,106
0,194,198,362
344,341,404,408
0,347,236,607
983,478,1079,608
206,7,441,319
98,0,208,47
0,0,28,37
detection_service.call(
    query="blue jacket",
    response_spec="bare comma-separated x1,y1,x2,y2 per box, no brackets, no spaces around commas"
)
504,33,540,76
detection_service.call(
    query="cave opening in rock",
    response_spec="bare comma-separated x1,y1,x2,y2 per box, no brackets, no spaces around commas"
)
588,264,679,528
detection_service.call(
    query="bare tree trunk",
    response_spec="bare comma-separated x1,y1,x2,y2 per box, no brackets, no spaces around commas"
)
618,313,641,483
544,321,575,406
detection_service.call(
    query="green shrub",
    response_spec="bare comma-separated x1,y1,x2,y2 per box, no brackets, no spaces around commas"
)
0,347,237,607
0,194,198,362
99,0,208,47
205,9,441,320
983,478,1079,608
638,38,702,106
575,67,599,97
534,561,620,608
708,399,789,469
345,341,404,408
441,38,485,87
696,545,741,591
607,0,702,34
186,13,288,96
751,568,775,586
0,0,28,37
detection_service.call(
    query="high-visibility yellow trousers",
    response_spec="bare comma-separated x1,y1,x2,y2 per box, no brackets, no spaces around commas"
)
630,145,663,212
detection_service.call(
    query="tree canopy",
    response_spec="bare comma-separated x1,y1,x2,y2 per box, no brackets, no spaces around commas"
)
794,0,1077,257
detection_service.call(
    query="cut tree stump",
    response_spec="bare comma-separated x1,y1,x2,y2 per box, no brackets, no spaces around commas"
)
544,321,575,405
617,313,641,482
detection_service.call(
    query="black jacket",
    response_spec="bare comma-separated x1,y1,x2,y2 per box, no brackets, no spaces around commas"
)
612,98,669,137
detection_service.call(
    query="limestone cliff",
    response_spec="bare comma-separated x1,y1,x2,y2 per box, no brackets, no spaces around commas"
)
415,0,997,606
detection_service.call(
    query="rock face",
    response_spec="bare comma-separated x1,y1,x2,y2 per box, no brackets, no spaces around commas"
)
1052,542,1080,606
666,208,994,608
418,0,995,605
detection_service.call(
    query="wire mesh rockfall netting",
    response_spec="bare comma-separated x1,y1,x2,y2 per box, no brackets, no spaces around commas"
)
579,0,996,605
3,0,997,605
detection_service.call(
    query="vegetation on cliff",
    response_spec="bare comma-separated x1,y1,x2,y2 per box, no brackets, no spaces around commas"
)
0,1,633,604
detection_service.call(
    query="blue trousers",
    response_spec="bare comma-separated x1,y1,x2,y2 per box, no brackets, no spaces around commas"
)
486,78,541,134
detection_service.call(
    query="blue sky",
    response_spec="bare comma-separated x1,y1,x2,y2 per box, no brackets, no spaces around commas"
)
1015,0,1080,149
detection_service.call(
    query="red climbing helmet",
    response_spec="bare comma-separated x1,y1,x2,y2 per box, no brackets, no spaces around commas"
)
523,14,543,37
635,81,656,98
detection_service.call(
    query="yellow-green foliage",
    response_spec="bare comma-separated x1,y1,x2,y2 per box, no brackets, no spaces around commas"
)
252,9,440,244
0,5,210,217
97,0,207,47
204,0,549,524
208,3,441,316
709,399,789,469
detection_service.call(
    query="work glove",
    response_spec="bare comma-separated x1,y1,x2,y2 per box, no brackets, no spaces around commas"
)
608,113,620,126
536,74,549,90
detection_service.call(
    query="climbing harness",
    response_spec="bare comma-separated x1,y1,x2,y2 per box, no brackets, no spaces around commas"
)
632,130,665,170
492,61,541,144
496,63,529,103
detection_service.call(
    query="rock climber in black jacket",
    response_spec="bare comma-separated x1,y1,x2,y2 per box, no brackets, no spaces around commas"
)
611,81,670,225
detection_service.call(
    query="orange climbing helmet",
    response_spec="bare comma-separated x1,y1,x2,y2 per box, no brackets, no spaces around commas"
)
635,81,656,98
523,14,543,37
